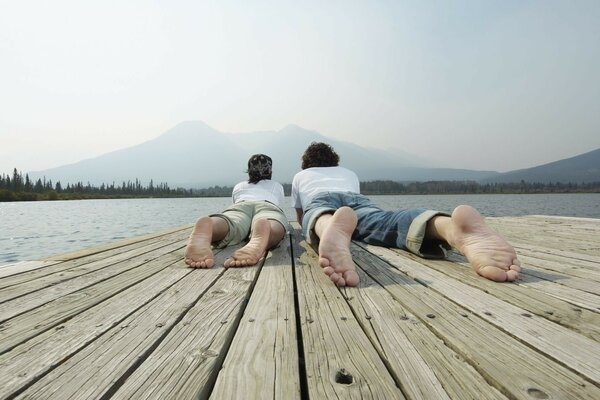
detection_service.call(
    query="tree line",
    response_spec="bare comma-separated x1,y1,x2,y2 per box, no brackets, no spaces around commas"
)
0,168,190,201
1,168,599,202
358,180,600,194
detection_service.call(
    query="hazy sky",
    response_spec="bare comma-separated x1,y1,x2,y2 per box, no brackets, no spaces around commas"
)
1,0,599,175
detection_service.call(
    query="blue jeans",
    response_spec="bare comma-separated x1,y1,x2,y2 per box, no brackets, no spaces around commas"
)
302,192,451,258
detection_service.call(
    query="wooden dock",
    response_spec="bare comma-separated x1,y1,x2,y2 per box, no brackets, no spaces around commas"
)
1,215,599,399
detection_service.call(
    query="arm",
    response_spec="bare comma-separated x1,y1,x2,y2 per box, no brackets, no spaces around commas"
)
295,208,304,226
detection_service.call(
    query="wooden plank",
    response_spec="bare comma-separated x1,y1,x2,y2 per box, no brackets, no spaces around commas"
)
0,229,190,291
512,244,600,272
400,251,600,342
519,260,600,295
0,246,185,355
528,215,600,223
0,259,190,399
487,219,600,257
517,253,600,283
9,249,233,400
0,261,61,279
110,260,264,399
292,231,405,399
345,261,507,399
362,244,600,385
43,223,193,261
350,244,600,399
512,242,600,265
443,253,600,313
517,272,600,312
210,235,301,399
0,240,187,322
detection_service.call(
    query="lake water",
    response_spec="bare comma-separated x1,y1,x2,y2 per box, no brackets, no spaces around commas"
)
1,193,599,264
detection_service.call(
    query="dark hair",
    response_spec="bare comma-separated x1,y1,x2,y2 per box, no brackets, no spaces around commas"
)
301,142,340,169
247,154,273,183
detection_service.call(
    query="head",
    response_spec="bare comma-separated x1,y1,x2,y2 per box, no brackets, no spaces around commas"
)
301,142,340,169
247,154,273,183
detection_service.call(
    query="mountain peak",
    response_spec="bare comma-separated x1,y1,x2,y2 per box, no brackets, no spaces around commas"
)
158,120,219,141
29,121,596,187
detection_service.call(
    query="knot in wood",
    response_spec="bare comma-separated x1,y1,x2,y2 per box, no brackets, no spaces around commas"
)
526,387,548,399
335,369,354,385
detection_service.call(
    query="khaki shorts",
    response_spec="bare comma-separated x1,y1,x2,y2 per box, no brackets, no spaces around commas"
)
210,201,289,248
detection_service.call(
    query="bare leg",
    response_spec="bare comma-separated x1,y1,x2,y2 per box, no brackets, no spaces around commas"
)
315,207,360,287
224,219,286,267
427,205,521,281
184,216,229,268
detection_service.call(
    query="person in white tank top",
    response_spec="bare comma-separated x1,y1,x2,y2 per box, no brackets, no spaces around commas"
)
185,154,289,268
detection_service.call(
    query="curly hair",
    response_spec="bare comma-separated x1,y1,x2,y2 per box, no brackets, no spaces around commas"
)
301,142,340,169
247,154,273,184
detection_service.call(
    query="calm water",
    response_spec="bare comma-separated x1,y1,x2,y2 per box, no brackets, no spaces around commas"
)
1,193,598,264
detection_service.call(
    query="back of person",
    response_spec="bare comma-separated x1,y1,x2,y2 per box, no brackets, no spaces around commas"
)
292,165,360,210
232,179,284,207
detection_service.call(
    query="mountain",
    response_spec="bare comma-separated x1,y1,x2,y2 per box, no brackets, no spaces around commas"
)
29,121,499,187
482,148,600,184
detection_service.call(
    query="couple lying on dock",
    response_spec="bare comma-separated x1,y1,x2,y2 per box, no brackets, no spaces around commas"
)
184,142,521,286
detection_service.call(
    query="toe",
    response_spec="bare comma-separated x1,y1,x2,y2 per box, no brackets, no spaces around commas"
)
478,265,509,282
506,269,520,281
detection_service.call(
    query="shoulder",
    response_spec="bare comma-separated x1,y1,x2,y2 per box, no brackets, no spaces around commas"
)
233,181,248,190
337,166,358,178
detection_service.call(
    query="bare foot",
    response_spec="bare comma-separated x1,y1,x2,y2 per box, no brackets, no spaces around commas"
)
184,217,215,268
448,205,521,281
225,219,270,267
318,207,360,287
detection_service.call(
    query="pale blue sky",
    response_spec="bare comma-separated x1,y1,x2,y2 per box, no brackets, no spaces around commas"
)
1,0,599,174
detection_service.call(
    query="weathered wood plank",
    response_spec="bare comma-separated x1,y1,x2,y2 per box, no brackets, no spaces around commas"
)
345,260,507,399
400,251,600,342
110,261,263,399
0,260,190,399
351,244,600,399
512,244,600,273
511,242,600,265
0,246,185,355
519,261,600,295
487,217,600,257
0,261,61,279
2,215,599,400
0,228,190,292
10,251,232,400
210,235,301,399
362,244,600,385
43,223,193,261
292,231,405,399
0,240,187,321
517,272,600,312
517,253,600,284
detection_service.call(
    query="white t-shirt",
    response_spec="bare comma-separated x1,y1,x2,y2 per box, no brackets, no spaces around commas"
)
232,179,285,207
291,166,360,209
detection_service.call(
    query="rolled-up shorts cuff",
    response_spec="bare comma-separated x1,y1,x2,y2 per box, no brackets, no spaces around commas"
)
258,206,292,236
210,201,290,249
303,206,337,245
208,213,243,249
406,210,452,258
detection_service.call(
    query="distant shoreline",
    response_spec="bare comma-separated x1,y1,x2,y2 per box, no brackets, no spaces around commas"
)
1,189,600,203
2,171,599,202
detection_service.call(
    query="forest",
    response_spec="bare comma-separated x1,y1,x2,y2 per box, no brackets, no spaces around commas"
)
1,168,599,202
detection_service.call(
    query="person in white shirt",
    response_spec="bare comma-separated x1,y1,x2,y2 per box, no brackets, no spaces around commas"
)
292,142,521,287
185,154,289,268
